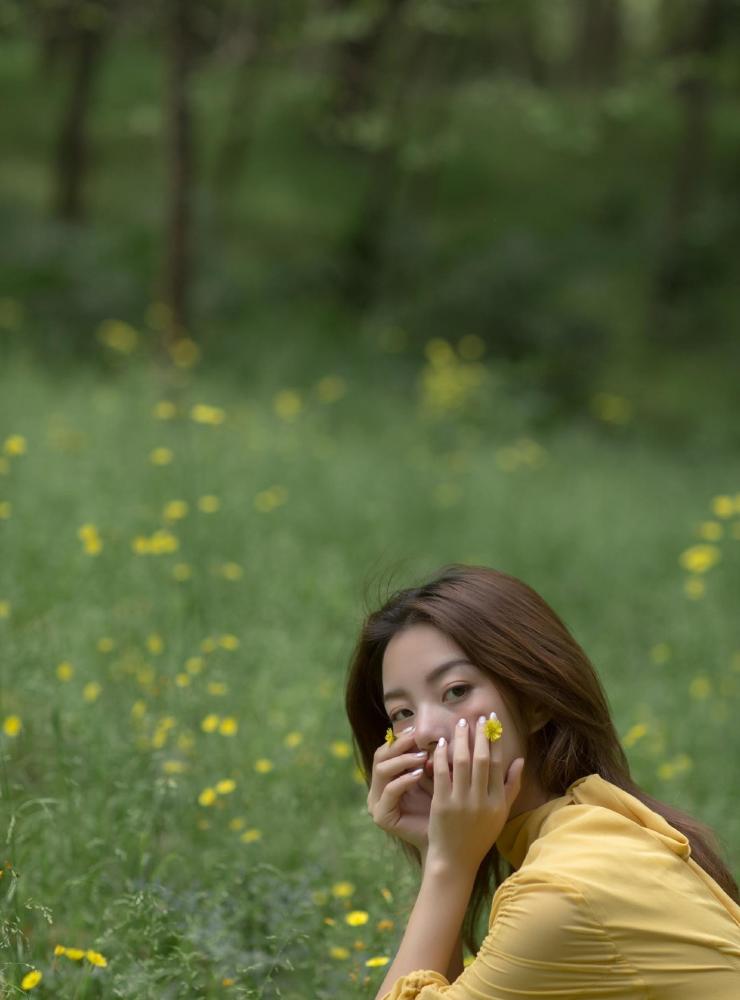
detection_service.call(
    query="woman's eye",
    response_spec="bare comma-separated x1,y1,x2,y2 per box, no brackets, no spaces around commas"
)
445,684,469,701
389,685,470,724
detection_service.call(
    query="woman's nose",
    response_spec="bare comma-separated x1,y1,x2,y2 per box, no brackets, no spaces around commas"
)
413,711,449,754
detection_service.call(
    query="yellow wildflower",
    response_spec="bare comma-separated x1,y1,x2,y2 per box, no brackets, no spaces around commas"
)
380,887,393,903
330,740,351,758
153,400,176,420
711,495,734,519
622,723,648,749
329,946,350,960
689,676,712,700
163,760,187,774
254,758,273,774
345,910,369,926
83,682,101,702
591,392,632,425
86,950,107,967
190,404,225,426
679,544,720,574
0,600,10,619
222,977,236,987
20,969,42,990
163,500,188,521
146,633,164,655
150,529,178,554
175,673,190,687
185,656,204,674
331,881,354,897
0,501,11,519
215,778,236,795
97,318,138,353
197,494,220,513
376,919,394,931
200,636,217,652
698,520,723,541
254,485,288,513
384,727,395,745
240,829,262,843
56,661,74,681
4,434,27,456
201,714,220,733
169,337,200,368
484,717,503,742
54,944,66,956
198,787,217,806
97,637,114,653
315,375,347,403
229,817,245,831
366,957,390,968
2,715,21,737
208,681,228,696
149,446,173,466
219,562,243,581
219,717,238,735
65,948,85,960
218,634,239,650
273,389,302,421
684,576,705,599
284,731,303,748
650,643,670,664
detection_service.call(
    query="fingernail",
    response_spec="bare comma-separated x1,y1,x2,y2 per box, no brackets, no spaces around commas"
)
489,712,498,720
403,725,415,733
457,717,467,728
414,751,427,758
438,736,446,748
477,715,486,725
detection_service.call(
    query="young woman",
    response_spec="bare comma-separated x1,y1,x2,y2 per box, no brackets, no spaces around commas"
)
345,564,740,999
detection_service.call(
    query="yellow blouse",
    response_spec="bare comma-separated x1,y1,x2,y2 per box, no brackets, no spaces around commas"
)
380,773,740,999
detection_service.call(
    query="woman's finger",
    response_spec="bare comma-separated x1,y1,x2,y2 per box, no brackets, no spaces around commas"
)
433,735,452,801
451,717,471,802
487,712,503,797
472,714,490,801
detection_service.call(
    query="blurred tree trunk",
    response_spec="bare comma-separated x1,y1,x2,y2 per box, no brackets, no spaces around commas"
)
571,0,623,86
653,0,726,322
163,0,195,349
52,8,108,221
213,3,279,192
327,0,412,120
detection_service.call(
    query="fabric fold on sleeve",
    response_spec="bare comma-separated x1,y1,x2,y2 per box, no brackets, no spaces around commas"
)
379,969,450,1000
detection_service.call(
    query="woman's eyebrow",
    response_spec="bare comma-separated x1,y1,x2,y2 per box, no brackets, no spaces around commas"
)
382,658,472,704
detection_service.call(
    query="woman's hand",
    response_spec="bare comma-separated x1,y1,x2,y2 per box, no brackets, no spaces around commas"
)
367,727,432,854
426,714,525,877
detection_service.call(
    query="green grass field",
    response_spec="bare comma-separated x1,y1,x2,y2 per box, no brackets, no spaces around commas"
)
1,341,739,998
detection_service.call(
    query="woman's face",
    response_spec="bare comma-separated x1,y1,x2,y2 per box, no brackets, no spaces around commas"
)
381,623,529,797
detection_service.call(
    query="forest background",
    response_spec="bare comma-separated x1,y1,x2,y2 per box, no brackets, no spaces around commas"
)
1,1,739,997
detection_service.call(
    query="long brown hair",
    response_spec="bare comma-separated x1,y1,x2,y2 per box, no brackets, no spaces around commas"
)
344,563,739,958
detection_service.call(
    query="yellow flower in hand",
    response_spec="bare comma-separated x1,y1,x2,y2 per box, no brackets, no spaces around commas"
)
384,727,395,745
484,718,503,742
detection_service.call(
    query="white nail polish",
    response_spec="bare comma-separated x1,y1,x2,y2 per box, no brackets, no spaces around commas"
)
457,717,467,728
438,736,446,748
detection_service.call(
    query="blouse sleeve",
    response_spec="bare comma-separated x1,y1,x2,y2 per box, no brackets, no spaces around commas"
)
379,874,641,1000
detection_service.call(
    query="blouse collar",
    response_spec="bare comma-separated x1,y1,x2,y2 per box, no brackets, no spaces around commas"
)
495,787,574,869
